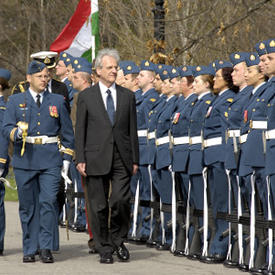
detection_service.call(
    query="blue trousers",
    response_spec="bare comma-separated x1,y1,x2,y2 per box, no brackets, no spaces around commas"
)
14,167,61,256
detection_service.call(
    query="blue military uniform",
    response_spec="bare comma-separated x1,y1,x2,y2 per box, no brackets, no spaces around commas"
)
130,60,159,241
0,68,11,255
2,62,74,258
59,52,78,106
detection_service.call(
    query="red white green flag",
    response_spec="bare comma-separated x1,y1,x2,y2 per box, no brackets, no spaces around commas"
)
50,0,99,61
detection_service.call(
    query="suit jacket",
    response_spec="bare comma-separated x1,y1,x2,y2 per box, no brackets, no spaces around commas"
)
75,83,139,176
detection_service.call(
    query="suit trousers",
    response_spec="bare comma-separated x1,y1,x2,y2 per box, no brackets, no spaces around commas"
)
86,145,131,255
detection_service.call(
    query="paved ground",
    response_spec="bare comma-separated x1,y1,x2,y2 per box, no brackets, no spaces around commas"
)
1,201,244,275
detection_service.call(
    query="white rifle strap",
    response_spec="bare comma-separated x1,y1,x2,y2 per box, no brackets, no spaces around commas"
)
202,167,209,257
160,198,166,245
249,171,256,270
237,175,244,265
131,179,140,238
226,169,232,261
171,170,177,253
184,180,191,255
148,165,154,240
266,175,273,271
73,179,78,224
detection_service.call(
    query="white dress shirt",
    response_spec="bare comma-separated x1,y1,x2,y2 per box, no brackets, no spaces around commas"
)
99,81,117,110
29,88,44,105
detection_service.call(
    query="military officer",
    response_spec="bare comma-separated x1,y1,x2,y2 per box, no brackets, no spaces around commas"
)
129,60,159,243
56,51,77,106
187,65,215,260
170,65,197,256
2,61,74,263
0,68,11,256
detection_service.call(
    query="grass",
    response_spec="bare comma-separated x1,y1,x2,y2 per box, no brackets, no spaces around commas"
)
4,169,18,201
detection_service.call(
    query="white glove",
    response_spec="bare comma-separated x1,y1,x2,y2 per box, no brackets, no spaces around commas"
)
0,168,4,177
61,160,72,184
17,126,23,139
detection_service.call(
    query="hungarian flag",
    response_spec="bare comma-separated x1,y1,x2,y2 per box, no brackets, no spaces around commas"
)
50,0,99,61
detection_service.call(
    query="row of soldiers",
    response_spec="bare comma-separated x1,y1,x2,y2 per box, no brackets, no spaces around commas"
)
119,38,275,275
0,37,274,272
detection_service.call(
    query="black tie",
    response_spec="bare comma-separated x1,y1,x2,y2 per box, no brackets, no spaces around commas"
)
106,89,115,125
36,94,41,108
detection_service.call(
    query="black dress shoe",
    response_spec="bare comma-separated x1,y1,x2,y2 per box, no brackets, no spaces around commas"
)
223,259,239,268
23,254,35,263
156,243,170,251
146,239,158,248
0,250,3,256
200,254,226,264
238,263,249,272
187,253,201,261
39,249,54,263
115,243,130,262
59,221,67,228
70,224,86,233
100,252,113,264
250,266,266,274
173,249,186,257
89,247,98,254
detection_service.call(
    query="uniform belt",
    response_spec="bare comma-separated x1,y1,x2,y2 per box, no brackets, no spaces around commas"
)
203,137,222,148
25,135,58,145
239,134,248,144
137,130,148,137
228,129,240,137
147,131,156,139
156,136,170,146
173,136,189,145
265,129,275,139
189,136,202,145
250,120,267,130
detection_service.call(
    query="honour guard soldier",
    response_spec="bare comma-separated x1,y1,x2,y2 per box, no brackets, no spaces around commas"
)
154,66,179,250
187,65,215,260
55,51,77,107
2,61,74,263
0,68,11,256
200,61,237,264
170,65,197,256
129,60,159,243
145,65,168,248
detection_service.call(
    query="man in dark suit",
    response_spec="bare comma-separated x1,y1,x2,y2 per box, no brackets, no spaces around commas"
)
75,48,139,264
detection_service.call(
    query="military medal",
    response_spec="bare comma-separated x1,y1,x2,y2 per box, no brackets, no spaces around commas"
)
49,106,58,118
173,112,180,124
243,110,248,123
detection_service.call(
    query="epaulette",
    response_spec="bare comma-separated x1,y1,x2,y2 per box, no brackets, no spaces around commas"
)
11,81,28,94
227,98,234,103
205,100,211,105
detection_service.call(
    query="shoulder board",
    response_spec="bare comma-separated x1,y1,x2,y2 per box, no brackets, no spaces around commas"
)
227,98,234,103
205,100,211,105
150,98,156,102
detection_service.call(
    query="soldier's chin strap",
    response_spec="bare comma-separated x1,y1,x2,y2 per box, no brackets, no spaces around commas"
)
0,177,17,190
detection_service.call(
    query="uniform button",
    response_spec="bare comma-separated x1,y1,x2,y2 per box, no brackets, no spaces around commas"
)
252,108,255,112
37,122,40,125
37,132,40,134
37,113,40,116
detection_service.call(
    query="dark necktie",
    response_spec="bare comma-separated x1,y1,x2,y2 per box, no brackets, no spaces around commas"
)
106,89,115,125
36,94,41,108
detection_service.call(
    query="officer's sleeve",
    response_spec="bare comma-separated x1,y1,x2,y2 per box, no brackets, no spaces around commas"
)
0,107,9,170
75,94,87,164
59,97,75,161
2,96,21,143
